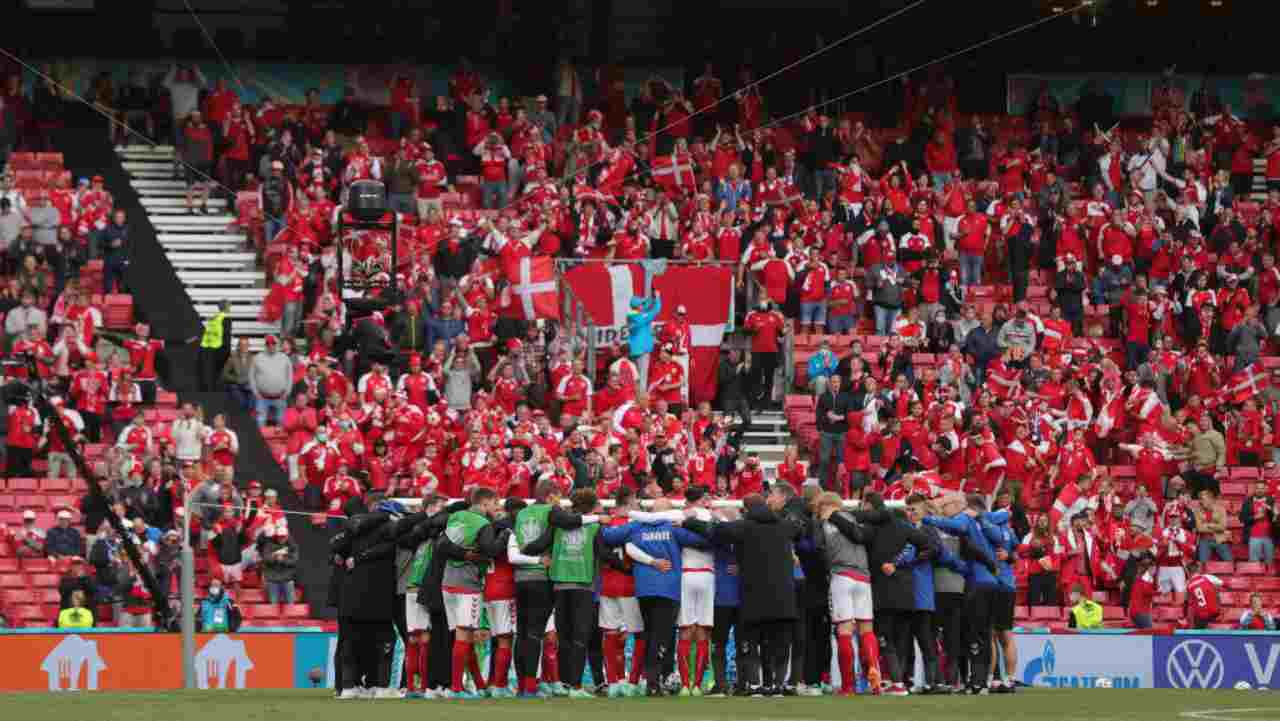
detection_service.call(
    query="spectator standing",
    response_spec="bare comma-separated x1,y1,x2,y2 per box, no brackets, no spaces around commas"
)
258,524,299,605
250,335,293,426
222,337,256,410
1186,415,1226,495
716,348,751,428
742,300,786,409
45,509,85,559
1241,481,1277,564
26,192,59,250
814,374,851,488
169,402,208,467
258,160,294,244
179,111,215,215
1194,489,1232,562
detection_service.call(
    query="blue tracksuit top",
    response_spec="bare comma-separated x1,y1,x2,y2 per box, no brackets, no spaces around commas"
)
982,510,1017,592
600,519,701,601
923,512,1000,589
626,297,661,358
714,546,741,608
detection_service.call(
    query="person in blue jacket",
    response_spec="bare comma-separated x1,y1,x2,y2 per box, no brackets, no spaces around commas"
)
600,496,706,696
983,507,1019,694
626,293,661,388
903,493,968,693
921,493,1000,695
709,508,742,697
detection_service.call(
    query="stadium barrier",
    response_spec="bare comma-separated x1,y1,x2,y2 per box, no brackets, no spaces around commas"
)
1,628,1277,692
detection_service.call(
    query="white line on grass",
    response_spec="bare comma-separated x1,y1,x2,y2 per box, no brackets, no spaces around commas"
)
1181,709,1280,721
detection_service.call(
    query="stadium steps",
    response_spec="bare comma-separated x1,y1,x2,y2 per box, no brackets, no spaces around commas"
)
118,144,273,351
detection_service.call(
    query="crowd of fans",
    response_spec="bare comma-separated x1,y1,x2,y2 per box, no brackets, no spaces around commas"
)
113,58,1280,643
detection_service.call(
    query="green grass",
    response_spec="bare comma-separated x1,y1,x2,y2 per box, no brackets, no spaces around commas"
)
1,689,1279,721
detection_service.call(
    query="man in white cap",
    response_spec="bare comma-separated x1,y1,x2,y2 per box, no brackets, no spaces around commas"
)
46,509,86,559
658,304,692,406
13,509,47,558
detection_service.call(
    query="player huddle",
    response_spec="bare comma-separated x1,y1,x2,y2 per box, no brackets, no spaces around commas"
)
330,479,1020,700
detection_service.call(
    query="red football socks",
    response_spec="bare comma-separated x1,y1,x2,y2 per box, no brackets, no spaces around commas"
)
837,633,855,693
695,639,709,689
491,644,511,689
677,639,692,687
404,639,420,692
451,640,469,692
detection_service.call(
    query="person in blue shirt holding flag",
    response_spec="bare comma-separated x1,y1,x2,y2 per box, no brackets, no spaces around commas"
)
600,495,705,696
921,493,1001,695
627,292,661,388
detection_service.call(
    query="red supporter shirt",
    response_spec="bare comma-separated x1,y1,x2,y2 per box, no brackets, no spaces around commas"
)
744,310,785,353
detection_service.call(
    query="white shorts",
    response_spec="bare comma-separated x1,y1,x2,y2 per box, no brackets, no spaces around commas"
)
220,561,243,583
487,599,516,636
443,590,483,630
829,573,874,623
678,571,715,627
406,592,432,633
1157,566,1187,594
599,596,644,632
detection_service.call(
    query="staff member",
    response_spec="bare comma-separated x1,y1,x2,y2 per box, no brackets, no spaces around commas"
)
683,486,803,696
196,301,232,392
334,500,404,699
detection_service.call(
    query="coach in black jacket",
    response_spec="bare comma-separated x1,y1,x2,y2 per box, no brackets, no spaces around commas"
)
337,505,402,697
684,485,802,694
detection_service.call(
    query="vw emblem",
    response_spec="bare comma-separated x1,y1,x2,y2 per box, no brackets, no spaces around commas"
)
1167,640,1225,689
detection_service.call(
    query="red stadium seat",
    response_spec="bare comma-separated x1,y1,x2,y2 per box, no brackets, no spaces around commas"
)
19,558,52,573
30,574,59,588
5,478,38,493
0,574,27,588
284,604,311,620
40,477,72,493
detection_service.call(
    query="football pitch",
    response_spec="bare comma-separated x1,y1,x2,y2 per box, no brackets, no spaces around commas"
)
1,689,1278,721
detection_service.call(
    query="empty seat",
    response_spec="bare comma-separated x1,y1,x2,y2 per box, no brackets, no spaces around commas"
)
1237,562,1268,575
5,478,38,492
0,574,27,588
1205,561,1234,575
283,604,311,620
30,574,59,588
1030,606,1063,620
40,478,72,493
19,558,52,573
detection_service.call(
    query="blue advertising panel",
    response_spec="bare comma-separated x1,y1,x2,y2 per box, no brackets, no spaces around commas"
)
1154,635,1280,689
1013,634,1154,688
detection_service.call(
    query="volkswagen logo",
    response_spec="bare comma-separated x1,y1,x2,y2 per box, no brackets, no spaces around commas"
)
1167,640,1225,689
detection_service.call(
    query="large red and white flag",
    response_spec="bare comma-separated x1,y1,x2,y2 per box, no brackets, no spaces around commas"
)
563,264,733,402
1218,363,1269,406
651,153,695,195
499,256,560,320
